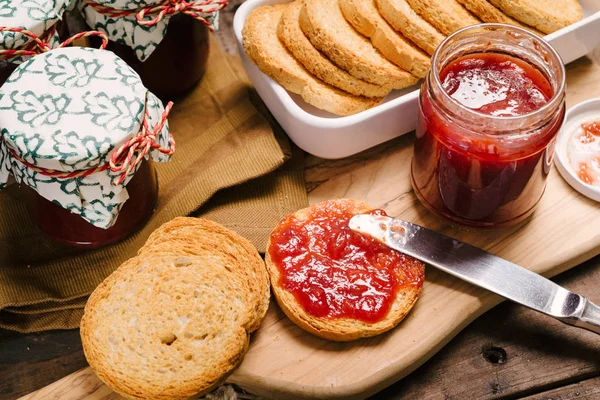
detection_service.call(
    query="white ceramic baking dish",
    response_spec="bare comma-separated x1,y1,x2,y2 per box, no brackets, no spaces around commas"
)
233,0,600,159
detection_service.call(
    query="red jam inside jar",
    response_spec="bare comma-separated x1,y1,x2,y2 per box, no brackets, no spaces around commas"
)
412,24,566,228
268,200,425,323
88,14,209,100
22,160,158,249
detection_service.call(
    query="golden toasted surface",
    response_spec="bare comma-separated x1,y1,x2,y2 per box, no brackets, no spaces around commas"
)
243,3,381,116
376,0,445,55
340,0,431,78
81,217,270,400
406,0,481,36
299,0,418,89
489,0,583,34
278,1,391,98
456,0,525,25
265,199,425,342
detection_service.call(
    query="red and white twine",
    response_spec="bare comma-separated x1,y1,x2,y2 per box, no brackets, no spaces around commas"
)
85,0,228,29
109,102,175,185
0,27,108,61
8,102,175,186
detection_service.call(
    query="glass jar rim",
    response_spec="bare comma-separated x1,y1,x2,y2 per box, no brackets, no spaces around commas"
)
430,23,566,125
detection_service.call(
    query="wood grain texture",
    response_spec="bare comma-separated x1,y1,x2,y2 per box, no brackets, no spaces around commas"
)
373,256,600,399
522,376,600,400
18,52,600,400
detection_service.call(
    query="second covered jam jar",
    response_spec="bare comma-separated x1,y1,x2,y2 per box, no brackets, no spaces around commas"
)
78,0,228,100
0,47,175,248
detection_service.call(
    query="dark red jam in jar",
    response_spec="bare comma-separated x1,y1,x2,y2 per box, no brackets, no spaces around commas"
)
268,200,425,323
22,160,158,249
412,24,566,228
87,13,209,100
0,47,174,250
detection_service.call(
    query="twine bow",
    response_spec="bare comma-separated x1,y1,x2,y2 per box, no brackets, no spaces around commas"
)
86,0,228,29
110,101,175,185
0,27,108,61
7,102,175,186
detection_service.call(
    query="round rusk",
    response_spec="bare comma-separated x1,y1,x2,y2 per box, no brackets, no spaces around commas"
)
405,0,481,36
265,199,426,342
243,4,382,116
376,0,445,55
278,1,391,98
339,0,431,78
299,0,418,89
489,0,583,34
456,0,527,25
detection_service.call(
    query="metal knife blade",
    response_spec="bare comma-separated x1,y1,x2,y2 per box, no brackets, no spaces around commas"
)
349,214,600,335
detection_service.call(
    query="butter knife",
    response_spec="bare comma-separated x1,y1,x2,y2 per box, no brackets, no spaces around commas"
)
349,214,600,335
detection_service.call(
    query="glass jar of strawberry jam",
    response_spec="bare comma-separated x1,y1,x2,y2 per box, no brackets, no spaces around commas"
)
0,47,175,249
412,24,566,228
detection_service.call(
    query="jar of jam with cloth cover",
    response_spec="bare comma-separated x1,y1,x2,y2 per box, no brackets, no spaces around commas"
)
0,0,75,85
78,0,228,100
412,24,566,228
0,47,175,249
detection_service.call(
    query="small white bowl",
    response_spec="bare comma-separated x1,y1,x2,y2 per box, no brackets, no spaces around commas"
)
555,98,600,202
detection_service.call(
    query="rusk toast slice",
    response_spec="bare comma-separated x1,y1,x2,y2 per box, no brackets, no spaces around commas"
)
456,0,528,25
139,217,271,332
488,0,583,34
406,0,481,36
266,199,426,342
299,0,418,89
81,218,270,399
278,1,391,98
339,0,430,78
244,4,381,116
376,0,445,55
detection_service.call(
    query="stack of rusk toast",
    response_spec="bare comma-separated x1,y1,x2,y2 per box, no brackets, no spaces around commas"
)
243,0,583,116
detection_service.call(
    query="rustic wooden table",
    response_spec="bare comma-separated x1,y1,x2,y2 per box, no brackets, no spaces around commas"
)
2,3,600,399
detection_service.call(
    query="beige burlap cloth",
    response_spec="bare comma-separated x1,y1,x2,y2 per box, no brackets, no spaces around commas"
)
0,37,308,333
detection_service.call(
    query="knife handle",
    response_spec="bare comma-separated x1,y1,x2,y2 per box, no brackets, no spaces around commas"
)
562,298,600,335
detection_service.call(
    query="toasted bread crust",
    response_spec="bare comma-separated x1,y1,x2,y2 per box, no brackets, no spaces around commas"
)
406,0,481,36
265,199,425,342
299,0,418,89
489,0,583,34
278,1,391,98
376,0,445,55
243,4,381,116
340,0,431,78
456,0,524,25
81,218,270,399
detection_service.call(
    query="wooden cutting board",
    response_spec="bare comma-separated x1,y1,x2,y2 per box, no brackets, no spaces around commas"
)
20,51,600,400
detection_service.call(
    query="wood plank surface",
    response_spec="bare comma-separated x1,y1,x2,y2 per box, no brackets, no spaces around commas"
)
522,376,600,400
16,50,600,400
374,256,600,400
11,258,600,400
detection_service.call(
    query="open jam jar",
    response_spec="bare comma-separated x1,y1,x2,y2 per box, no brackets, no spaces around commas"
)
78,0,223,100
0,47,175,249
412,24,566,228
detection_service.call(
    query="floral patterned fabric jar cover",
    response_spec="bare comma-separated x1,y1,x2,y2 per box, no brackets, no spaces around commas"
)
0,47,175,248
0,0,74,84
78,0,228,99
